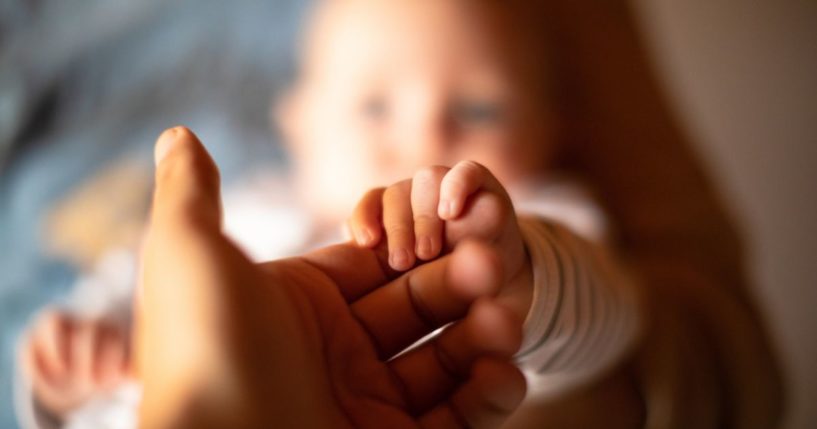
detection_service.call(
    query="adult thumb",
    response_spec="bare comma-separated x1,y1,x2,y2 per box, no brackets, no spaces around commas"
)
151,126,222,235
138,127,239,427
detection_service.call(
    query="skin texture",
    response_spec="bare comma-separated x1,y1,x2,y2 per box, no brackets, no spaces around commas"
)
136,127,528,429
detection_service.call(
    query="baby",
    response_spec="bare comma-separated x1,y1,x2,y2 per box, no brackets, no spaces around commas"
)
17,0,640,427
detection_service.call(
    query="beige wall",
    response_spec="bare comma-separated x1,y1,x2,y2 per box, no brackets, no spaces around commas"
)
633,1,817,427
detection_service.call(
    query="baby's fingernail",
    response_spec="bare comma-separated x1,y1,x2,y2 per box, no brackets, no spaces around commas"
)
390,248,411,270
417,236,433,259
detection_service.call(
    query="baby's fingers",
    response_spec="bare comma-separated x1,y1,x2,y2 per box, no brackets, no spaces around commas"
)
412,167,448,260
349,187,386,247
94,324,129,388
70,321,97,386
438,161,507,220
383,180,416,271
30,311,71,384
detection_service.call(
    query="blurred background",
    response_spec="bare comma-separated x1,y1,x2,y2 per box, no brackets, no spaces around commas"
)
635,1,816,428
0,0,814,428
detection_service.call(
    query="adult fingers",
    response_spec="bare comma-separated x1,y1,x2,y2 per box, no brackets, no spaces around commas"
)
289,240,396,303
138,126,249,396
350,240,502,359
141,126,232,305
411,166,448,261
388,300,522,413
418,357,527,429
150,126,222,236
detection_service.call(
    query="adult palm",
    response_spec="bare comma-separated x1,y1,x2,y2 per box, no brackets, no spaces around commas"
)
136,127,526,429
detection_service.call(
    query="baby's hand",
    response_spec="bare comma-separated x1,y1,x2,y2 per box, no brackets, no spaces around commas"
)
348,161,533,318
21,310,130,418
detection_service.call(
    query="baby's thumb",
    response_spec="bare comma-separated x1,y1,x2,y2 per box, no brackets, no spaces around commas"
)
150,126,222,235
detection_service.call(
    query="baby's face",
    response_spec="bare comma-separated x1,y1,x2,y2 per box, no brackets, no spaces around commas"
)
282,0,553,221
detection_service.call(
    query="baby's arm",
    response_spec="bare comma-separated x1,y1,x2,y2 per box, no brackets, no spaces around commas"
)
348,161,642,396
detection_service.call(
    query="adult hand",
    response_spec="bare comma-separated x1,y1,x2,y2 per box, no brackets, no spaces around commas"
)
136,127,526,429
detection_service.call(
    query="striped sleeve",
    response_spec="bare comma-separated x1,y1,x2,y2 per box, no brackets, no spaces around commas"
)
515,217,643,397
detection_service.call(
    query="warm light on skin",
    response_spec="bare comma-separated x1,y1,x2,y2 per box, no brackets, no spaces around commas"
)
278,0,556,228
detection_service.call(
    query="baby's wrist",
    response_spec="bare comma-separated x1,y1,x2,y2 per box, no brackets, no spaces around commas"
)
498,219,536,321
497,237,535,324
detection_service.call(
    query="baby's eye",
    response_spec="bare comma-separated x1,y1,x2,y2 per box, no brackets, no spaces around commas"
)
451,100,504,127
361,96,389,123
